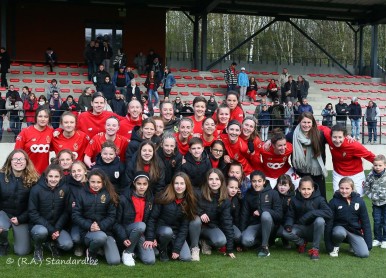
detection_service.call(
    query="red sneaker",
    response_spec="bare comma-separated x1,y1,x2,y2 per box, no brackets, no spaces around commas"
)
297,241,307,253
308,248,319,260
218,246,226,254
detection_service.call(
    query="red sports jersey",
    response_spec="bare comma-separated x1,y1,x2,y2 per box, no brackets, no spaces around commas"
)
84,133,129,162
200,134,219,148
240,134,263,171
215,122,227,134
174,133,191,156
260,142,293,179
189,116,204,136
118,115,142,140
77,111,116,139
220,133,254,175
51,130,90,161
321,129,375,175
15,126,54,174
212,105,244,125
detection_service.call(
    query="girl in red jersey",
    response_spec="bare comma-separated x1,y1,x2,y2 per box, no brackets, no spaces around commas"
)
190,96,207,136
240,116,263,171
51,112,90,161
260,132,300,189
200,117,218,150
76,92,117,139
15,107,53,174
214,104,230,134
212,91,244,124
320,125,375,196
84,116,129,168
174,117,193,156
118,99,145,140
220,120,254,176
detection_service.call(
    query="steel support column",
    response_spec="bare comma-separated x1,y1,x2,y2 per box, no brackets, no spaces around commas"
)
370,24,378,77
287,19,353,75
200,13,208,70
358,26,364,75
193,15,200,69
346,22,359,73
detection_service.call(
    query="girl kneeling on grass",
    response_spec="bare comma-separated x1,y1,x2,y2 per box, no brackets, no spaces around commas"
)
72,169,120,265
114,171,155,266
240,171,282,258
144,172,196,262
327,177,371,258
29,164,73,262
192,168,235,260
283,176,332,260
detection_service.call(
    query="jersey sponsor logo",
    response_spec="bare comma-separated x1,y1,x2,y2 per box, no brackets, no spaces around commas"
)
73,143,79,151
59,189,64,198
30,144,50,153
267,162,284,169
72,151,79,160
46,136,51,143
114,171,119,179
354,203,359,210
100,194,106,203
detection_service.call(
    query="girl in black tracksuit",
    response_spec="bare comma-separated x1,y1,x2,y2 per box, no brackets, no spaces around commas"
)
92,141,127,194
192,168,235,259
72,168,120,265
113,171,155,266
240,171,282,257
157,134,182,185
180,137,212,188
226,177,242,252
144,172,197,262
283,176,333,260
29,164,72,262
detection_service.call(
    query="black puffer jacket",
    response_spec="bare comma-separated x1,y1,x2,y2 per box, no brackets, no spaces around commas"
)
65,175,86,208
92,154,127,194
285,185,332,227
230,196,240,228
163,118,179,133
196,190,234,253
276,190,295,225
326,191,372,251
180,151,211,188
145,201,189,253
125,126,160,162
157,147,182,185
28,179,71,235
0,172,34,224
114,187,154,246
240,183,283,231
72,186,117,238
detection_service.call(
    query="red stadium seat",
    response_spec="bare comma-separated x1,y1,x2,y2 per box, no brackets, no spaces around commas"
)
191,92,201,96
180,68,189,72
215,77,224,81
34,63,44,67
219,84,227,89
35,88,45,92
23,71,32,74
35,71,44,75
174,75,181,79
59,80,69,84
183,76,192,80
210,69,220,73
198,84,207,88
180,92,189,96
35,79,45,83
22,79,32,83
73,89,82,93
58,64,68,68
59,72,68,76
10,78,20,82
84,81,93,85
203,92,212,96
47,72,57,75
191,69,199,72
194,76,203,80
209,84,218,88
71,73,80,76
187,84,196,88
176,84,185,87
213,92,223,97
11,62,20,66
170,91,178,95
204,77,214,80
69,65,79,68
10,70,20,74
23,63,32,67
61,89,70,93
71,81,81,84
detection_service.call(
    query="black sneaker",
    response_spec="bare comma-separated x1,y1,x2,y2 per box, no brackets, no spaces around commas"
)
48,242,60,258
34,248,44,262
159,250,169,262
86,249,98,265
0,243,9,256
257,246,270,258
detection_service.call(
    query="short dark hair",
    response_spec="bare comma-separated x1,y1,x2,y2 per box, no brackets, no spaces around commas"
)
331,124,347,136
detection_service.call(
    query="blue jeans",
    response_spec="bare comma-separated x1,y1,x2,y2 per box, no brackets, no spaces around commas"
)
351,119,360,138
227,84,237,92
373,204,386,242
367,121,377,142
148,89,159,107
87,61,96,81
9,115,22,137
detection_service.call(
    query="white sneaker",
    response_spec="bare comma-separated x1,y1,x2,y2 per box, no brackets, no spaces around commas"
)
122,251,135,266
74,245,84,257
200,240,212,255
373,240,382,247
329,247,339,257
191,247,200,261
381,241,386,249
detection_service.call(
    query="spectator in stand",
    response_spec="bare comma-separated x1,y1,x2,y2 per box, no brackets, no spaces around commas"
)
112,48,127,72
293,100,301,124
60,95,81,117
296,75,309,102
6,93,23,139
365,100,380,144
100,76,116,103
224,62,238,92
284,101,294,135
37,95,49,110
180,101,194,116
258,104,270,142
247,77,258,102
144,70,160,109
0,92,6,141
335,98,349,127
145,49,158,73
141,95,151,117
101,40,113,71
126,79,141,103
298,98,313,115
348,97,362,141
321,103,336,128
237,67,249,102
94,41,103,66
112,66,130,97
49,91,63,128
46,79,60,101
206,95,218,117
45,47,57,72
253,98,267,120
151,57,163,81
0,47,10,88
161,67,176,100
269,98,285,131
20,86,29,102
6,85,21,99
173,97,183,118
23,92,38,126
278,68,290,98
78,87,93,112
134,51,147,75
110,91,127,117
84,40,96,81
283,75,297,104
266,79,279,100
125,66,135,80
92,64,110,91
